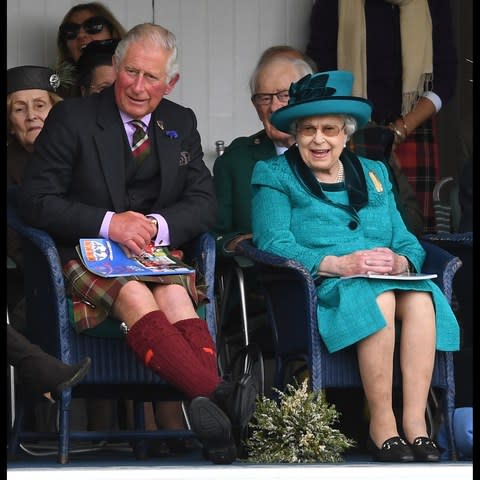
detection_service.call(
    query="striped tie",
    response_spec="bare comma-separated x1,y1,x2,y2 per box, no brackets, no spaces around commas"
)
130,120,151,163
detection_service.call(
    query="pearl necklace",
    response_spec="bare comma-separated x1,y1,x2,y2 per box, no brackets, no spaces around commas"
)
336,160,344,182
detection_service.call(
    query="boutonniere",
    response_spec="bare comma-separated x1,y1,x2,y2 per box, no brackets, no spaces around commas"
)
156,120,178,139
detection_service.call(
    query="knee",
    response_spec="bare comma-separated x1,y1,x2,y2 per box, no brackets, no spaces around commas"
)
396,290,434,316
118,280,150,298
153,284,192,308
115,280,154,314
154,283,190,302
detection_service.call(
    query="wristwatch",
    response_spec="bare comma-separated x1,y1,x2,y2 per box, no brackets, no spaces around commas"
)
147,216,158,238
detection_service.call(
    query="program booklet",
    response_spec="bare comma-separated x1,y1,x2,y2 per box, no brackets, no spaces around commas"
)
76,238,194,278
341,272,437,280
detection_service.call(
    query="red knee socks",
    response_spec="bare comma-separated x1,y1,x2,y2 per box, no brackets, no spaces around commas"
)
126,310,220,398
173,317,218,372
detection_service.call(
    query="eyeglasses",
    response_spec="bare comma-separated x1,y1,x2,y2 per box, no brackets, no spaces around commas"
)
297,123,345,138
251,90,290,105
59,16,110,41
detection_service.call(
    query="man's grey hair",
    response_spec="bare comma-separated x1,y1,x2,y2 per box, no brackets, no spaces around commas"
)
114,23,179,82
249,56,314,96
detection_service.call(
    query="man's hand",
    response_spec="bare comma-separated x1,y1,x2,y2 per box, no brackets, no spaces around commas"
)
108,211,157,256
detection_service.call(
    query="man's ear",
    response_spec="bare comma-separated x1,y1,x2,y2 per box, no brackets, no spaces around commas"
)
165,73,180,95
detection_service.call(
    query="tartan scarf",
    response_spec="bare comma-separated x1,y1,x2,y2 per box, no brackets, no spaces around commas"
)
337,0,433,116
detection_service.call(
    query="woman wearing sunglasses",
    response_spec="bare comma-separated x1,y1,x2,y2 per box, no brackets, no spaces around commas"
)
55,2,126,97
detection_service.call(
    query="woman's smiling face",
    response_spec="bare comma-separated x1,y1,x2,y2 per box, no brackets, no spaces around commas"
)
295,115,347,181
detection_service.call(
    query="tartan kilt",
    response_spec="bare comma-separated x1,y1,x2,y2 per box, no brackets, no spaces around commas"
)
393,118,440,233
63,259,208,333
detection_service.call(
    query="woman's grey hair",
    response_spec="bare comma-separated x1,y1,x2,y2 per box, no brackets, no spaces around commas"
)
249,56,314,96
114,23,179,82
343,116,357,138
290,115,358,138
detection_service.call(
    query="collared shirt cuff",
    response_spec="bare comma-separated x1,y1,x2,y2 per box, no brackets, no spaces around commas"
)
422,91,442,113
148,213,170,246
100,211,115,238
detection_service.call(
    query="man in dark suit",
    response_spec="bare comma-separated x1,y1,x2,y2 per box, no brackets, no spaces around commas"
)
17,22,257,465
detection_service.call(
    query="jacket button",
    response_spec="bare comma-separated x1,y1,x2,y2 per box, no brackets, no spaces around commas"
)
348,221,357,230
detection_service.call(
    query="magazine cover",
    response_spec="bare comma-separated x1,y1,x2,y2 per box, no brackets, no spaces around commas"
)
76,238,194,278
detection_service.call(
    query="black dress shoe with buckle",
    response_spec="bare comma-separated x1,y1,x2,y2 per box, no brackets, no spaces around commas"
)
408,436,441,462
368,436,414,462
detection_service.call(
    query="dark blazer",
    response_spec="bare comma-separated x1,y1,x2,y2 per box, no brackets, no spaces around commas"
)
17,86,217,264
212,129,276,255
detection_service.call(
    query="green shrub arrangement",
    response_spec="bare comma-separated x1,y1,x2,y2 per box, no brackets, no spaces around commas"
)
245,378,355,463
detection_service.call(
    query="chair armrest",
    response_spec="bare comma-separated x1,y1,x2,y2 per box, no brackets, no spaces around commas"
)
423,232,473,246
236,239,317,309
183,232,217,342
236,239,317,371
7,191,71,361
237,239,313,280
8,203,63,269
420,239,463,304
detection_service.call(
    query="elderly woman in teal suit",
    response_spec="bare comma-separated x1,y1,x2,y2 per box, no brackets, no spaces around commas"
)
251,71,459,463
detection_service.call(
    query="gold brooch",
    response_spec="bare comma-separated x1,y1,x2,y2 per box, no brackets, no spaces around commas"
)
368,171,383,192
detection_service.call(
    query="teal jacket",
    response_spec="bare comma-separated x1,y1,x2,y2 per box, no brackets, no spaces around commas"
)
212,130,276,256
251,146,459,353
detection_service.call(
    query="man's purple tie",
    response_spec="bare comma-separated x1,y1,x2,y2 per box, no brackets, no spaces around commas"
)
130,120,151,163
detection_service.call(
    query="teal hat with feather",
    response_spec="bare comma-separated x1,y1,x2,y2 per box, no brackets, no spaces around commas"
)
270,70,372,132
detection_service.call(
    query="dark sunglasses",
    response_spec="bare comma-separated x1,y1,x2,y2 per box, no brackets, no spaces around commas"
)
59,16,110,41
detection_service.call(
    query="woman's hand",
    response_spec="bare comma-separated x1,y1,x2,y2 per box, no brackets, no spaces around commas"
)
319,248,410,277
344,249,394,276
355,247,410,275
369,247,411,274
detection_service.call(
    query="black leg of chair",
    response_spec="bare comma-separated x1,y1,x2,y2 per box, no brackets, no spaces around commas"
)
7,399,24,460
57,389,73,464
132,400,148,460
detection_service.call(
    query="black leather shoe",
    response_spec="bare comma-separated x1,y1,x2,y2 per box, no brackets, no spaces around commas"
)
368,436,414,462
53,356,91,399
189,397,237,464
408,436,441,462
211,372,258,429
